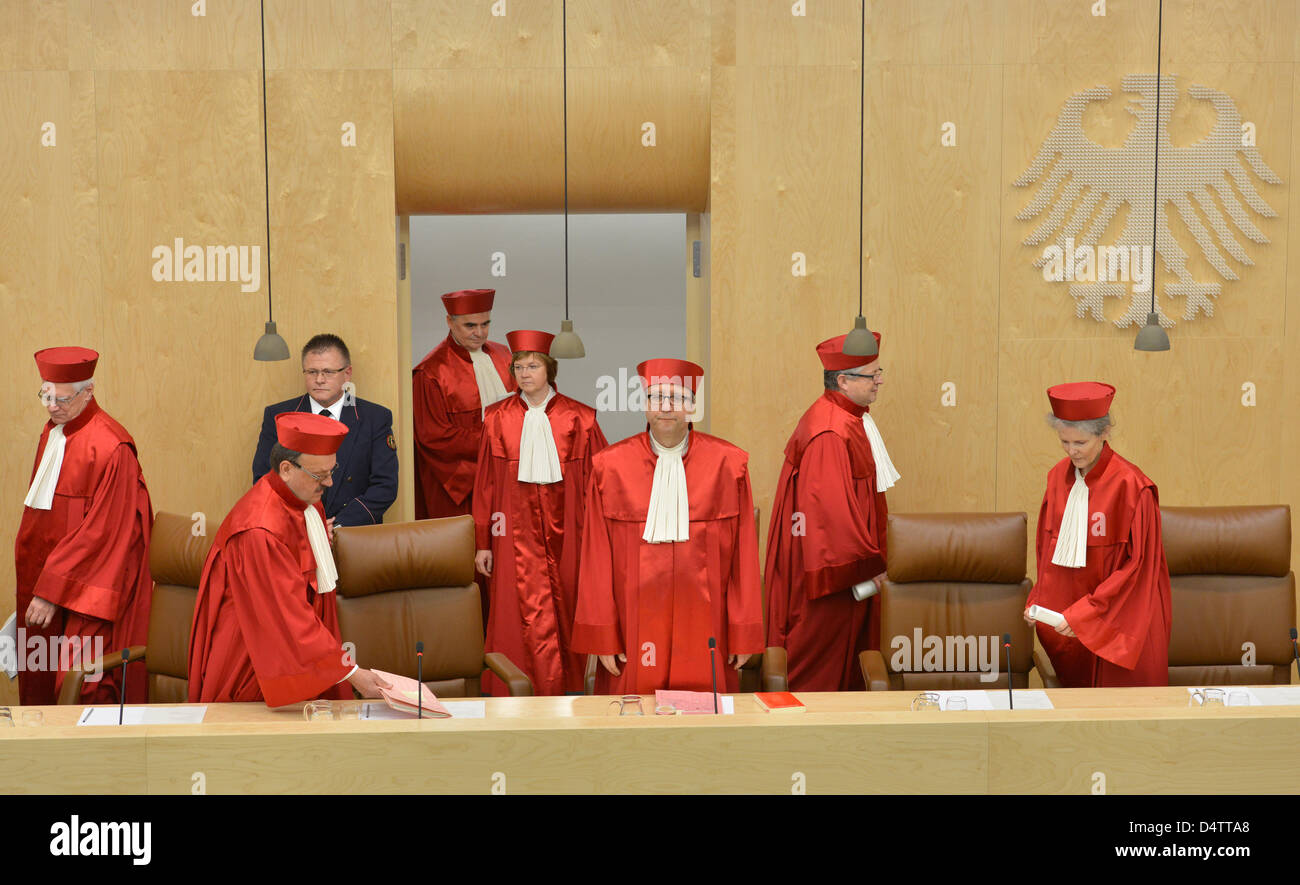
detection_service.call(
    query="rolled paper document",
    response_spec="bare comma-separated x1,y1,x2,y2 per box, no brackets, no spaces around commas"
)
1025,604,1066,628
851,579,878,602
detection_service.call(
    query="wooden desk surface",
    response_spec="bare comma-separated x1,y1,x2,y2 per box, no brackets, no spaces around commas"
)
1,688,1295,794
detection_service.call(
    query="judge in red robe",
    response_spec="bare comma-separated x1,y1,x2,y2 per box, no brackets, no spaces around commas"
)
188,413,391,706
572,358,765,694
412,288,516,521
473,330,608,695
15,346,153,705
765,333,896,691
1026,382,1172,688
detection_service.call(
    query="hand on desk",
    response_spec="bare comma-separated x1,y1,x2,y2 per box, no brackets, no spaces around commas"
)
599,653,627,676
348,667,393,698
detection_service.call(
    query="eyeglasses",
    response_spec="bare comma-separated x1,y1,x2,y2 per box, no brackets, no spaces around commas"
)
37,388,86,408
646,394,695,407
291,462,339,483
841,368,884,383
513,363,545,373
303,367,348,379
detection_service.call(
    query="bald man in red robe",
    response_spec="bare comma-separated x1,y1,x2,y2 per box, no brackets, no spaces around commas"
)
15,346,153,705
1026,382,1171,687
572,359,764,694
473,330,608,695
765,333,897,691
412,288,516,521
188,413,391,706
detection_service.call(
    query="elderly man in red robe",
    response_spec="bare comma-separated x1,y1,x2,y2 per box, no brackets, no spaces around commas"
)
1025,382,1171,687
188,413,391,706
412,288,516,521
572,358,764,694
765,333,897,691
473,330,608,695
15,346,153,705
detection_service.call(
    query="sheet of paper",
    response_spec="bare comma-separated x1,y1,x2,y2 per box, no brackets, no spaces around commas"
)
1185,686,1263,706
77,705,208,726
654,690,734,714
0,613,16,680
1248,686,1300,706
987,690,1054,710
929,690,994,710
361,700,486,719
440,700,486,719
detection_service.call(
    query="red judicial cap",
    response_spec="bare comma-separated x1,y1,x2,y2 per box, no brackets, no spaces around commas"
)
34,346,99,383
506,330,555,355
637,358,704,393
816,332,880,371
441,289,495,315
1047,382,1116,421
275,412,349,455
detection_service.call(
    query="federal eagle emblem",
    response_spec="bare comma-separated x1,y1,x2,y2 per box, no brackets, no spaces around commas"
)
1015,74,1281,328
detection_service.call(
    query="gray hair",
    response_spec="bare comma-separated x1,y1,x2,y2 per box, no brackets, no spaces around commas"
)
268,442,303,474
823,369,846,392
1047,412,1113,437
73,378,94,393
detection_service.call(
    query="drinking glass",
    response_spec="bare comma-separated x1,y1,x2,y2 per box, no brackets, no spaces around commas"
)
303,700,335,721
911,692,941,712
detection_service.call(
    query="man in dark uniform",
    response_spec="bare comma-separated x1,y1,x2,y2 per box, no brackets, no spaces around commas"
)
253,334,398,530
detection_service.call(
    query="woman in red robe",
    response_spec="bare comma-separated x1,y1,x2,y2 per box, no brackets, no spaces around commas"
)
473,330,608,695
1025,382,1172,688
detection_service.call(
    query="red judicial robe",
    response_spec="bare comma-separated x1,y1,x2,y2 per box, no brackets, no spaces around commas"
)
473,390,608,695
412,333,515,520
1027,443,1172,687
765,390,887,692
14,399,153,705
572,429,765,694
187,472,353,706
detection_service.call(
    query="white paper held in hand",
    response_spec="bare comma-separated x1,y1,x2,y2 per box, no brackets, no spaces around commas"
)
1025,604,1066,629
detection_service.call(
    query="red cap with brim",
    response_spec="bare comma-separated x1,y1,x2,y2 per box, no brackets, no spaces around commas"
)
817,333,880,371
1048,382,1116,421
506,330,555,355
637,358,704,393
275,412,349,455
441,289,495,315
35,346,99,383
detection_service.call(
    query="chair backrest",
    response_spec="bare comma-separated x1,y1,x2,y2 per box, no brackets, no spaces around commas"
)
1162,505,1295,685
147,512,212,703
334,515,485,697
877,512,1033,690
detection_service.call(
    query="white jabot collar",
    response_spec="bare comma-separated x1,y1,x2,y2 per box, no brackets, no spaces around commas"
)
860,412,901,493
517,387,563,484
1051,468,1089,568
643,432,690,543
469,348,510,418
24,424,67,510
303,506,338,593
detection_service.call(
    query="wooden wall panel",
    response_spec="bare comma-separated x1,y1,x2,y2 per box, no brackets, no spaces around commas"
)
90,0,261,71
862,64,1002,513
391,0,559,70
265,0,393,70
0,0,69,70
95,70,271,522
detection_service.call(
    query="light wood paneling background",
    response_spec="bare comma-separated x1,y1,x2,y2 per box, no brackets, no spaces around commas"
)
2,0,1297,708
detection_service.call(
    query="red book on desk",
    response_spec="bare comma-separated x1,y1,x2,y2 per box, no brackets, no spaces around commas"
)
372,669,451,718
754,692,806,713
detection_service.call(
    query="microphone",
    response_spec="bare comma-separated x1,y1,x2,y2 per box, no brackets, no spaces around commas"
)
118,648,131,725
1002,633,1013,711
416,641,424,720
708,637,719,714
1290,629,1299,682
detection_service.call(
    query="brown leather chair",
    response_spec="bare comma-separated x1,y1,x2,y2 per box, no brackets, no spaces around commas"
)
1162,505,1295,686
860,512,1038,691
334,515,532,696
57,511,211,704
581,505,789,694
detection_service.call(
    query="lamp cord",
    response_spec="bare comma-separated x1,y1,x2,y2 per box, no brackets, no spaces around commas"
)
1148,0,1164,316
259,0,273,324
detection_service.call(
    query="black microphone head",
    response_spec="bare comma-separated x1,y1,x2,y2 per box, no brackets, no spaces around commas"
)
1002,632,1011,646
121,648,130,662
1291,628,1298,640
416,640,424,654
708,637,717,649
